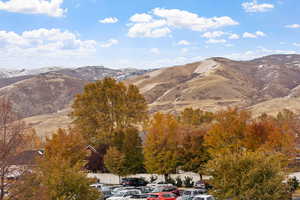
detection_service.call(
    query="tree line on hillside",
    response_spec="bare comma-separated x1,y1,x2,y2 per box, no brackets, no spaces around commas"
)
0,77,300,200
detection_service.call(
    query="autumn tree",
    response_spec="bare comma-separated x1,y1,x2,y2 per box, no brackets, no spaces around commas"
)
0,98,27,200
204,107,297,158
12,128,101,200
177,126,210,180
112,127,144,174
104,147,126,177
144,113,180,180
71,77,148,145
180,108,214,126
206,150,289,200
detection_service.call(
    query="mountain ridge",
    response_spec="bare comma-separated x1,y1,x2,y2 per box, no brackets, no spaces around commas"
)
1,54,300,137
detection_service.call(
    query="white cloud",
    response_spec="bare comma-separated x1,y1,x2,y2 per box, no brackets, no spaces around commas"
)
150,48,160,55
127,8,238,38
0,28,96,51
227,47,297,60
152,8,238,31
0,0,66,17
243,32,257,38
228,33,240,40
285,24,300,29
181,48,188,53
243,31,266,38
206,39,227,44
293,43,300,47
0,28,97,67
99,17,118,24
130,13,152,22
202,31,225,38
242,0,274,13
100,39,118,48
177,40,190,45
128,20,171,38
255,31,266,37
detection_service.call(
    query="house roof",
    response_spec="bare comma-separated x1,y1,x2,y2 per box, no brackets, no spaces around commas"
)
9,150,44,166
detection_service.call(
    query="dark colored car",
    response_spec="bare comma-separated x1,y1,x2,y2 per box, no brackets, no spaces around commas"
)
121,178,148,187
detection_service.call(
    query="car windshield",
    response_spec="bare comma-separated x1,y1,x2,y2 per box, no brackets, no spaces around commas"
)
183,191,192,196
113,192,125,197
151,188,163,193
148,194,159,198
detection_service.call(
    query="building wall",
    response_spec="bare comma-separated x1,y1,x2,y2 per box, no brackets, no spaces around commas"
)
87,172,211,185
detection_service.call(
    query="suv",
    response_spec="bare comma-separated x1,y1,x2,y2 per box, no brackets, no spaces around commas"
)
121,178,148,187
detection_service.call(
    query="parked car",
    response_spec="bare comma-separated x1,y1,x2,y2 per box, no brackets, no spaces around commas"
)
102,190,113,200
151,186,180,196
177,189,207,200
194,181,212,190
107,189,142,200
192,195,215,200
136,186,153,194
90,183,104,190
128,194,149,200
147,181,173,187
111,187,136,195
121,178,148,187
147,192,177,200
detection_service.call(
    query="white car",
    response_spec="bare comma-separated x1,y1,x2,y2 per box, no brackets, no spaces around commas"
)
90,183,104,190
107,189,142,200
147,180,173,187
111,187,136,195
192,195,215,200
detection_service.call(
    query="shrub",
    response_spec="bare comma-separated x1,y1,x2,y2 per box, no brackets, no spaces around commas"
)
287,177,299,193
175,176,183,187
166,176,176,185
183,176,194,188
150,175,158,183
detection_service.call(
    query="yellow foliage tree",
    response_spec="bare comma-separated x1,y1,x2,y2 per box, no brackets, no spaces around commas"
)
71,77,148,145
144,113,180,180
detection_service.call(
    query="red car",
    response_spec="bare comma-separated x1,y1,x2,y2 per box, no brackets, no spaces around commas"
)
147,192,177,200
150,186,180,196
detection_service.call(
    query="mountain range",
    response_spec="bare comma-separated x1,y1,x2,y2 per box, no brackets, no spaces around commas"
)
2,54,300,137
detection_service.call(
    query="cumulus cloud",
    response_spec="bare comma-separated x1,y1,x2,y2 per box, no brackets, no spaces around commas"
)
206,39,227,44
228,33,240,40
243,31,266,38
0,0,66,17
99,17,118,24
294,43,300,47
152,8,238,31
0,28,97,67
177,40,190,45
202,31,225,38
100,39,118,48
150,48,160,54
226,47,296,60
127,8,238,38
0,28,96,51
128,20,171,38
130,13,153,22
285,24,300,29
242,0,274,13
181,48,188,53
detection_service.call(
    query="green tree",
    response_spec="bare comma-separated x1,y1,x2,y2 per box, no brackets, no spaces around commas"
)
121,128,145,174
104,147,126,177
206,150,289,200
144,113,180,180
71,77,148,145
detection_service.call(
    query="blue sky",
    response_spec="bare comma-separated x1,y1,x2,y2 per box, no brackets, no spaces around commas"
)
0,0,299,69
